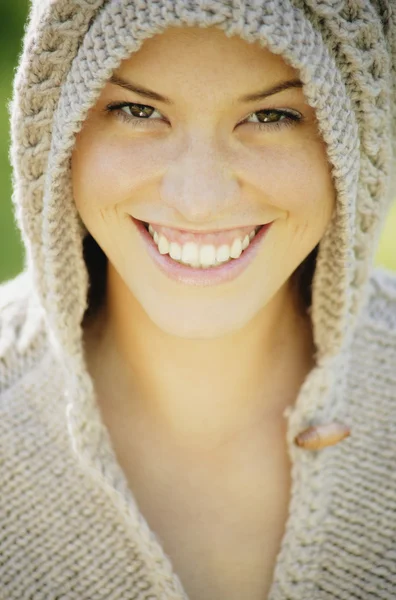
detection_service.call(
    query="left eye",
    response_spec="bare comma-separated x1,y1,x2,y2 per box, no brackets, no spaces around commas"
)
105,102,302,131
243,109,301,126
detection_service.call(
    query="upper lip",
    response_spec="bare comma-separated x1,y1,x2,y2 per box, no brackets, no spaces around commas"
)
135,217,267,233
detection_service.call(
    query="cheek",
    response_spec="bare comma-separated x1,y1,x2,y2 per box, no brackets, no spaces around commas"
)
250,144,335,223
242,144,336,259
71,133,159,213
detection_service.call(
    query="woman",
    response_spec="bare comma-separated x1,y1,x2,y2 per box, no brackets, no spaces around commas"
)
1,0,396,598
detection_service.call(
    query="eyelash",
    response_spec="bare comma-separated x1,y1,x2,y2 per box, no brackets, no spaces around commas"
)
104,101,303,132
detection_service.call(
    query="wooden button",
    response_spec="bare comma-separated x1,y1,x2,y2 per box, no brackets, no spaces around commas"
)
294,422,351,450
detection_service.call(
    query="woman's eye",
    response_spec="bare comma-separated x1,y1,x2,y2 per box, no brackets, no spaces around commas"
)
105,102,165,127
105,102,303,131
241,109,303,131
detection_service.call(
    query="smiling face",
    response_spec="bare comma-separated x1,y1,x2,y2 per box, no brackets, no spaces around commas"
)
71,25,336,339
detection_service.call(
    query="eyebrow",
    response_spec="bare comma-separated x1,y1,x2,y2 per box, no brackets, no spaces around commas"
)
109,74,303,105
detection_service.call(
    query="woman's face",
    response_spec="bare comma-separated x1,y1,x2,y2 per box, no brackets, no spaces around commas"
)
72,26,336,339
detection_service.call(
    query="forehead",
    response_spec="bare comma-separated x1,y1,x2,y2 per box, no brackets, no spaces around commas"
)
115,25,300,90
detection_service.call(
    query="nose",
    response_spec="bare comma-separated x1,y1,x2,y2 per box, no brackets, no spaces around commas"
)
159,137,240,225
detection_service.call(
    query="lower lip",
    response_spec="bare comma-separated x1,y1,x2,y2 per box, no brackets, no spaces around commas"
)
131,217,273,287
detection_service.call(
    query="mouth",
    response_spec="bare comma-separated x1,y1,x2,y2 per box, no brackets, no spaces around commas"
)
131,215,273,285
140,219,265,265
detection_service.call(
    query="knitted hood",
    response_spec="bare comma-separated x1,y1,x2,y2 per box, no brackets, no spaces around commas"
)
7,0,396,580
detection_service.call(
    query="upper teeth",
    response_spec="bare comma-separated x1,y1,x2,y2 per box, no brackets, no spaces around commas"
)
147,224,258,268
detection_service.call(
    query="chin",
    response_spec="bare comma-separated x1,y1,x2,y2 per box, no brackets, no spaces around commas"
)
136,290,261,340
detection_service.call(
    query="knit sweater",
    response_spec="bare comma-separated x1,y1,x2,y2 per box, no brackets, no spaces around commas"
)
1,0,396,598
1,266,396,599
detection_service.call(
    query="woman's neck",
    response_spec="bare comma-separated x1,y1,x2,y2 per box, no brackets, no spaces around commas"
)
83,274,315,453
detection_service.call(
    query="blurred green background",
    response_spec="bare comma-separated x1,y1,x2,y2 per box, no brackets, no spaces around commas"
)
0,2,395,284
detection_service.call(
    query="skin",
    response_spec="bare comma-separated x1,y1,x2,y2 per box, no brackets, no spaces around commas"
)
71,26,336,599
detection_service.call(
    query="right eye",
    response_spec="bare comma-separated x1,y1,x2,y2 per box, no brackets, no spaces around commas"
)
105,102,165,127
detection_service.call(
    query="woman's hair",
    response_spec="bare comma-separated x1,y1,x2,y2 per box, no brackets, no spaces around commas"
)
82,234,108,326
81,233,319,327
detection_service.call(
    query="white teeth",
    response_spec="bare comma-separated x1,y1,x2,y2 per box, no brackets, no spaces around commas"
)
216,244,231,263
242,234,250,250
230,238,242,259
199,245,216,267
181,242,199,264
157,234,169,255
146,223,259,268
169,241,182,260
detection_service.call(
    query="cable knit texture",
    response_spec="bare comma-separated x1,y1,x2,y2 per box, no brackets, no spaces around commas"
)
1,0,396,598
